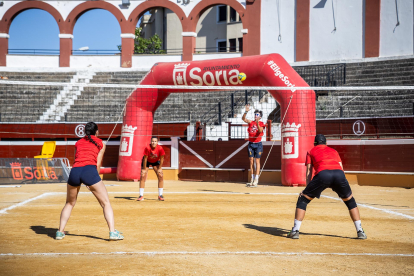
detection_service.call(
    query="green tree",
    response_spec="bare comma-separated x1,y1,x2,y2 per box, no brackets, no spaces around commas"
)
118,27,165,54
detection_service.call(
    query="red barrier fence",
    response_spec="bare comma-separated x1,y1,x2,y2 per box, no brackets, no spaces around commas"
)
316,116,414,139
0,122,189,140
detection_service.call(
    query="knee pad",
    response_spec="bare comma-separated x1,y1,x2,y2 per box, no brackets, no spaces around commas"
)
344,197,357,210
296,195,311,211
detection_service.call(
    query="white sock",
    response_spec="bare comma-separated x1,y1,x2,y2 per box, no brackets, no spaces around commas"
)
158,188,163,196
139,188,144,197
255,174,259,180
292,219,302,232
354,220,362,232
251,174,255,180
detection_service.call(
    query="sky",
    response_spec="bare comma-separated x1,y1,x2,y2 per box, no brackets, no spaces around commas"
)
8,9,143,51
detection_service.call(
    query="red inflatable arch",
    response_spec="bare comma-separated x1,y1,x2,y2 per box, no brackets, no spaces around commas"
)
117,54,316,186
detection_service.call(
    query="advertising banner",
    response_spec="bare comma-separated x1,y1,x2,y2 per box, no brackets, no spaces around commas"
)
0,158,70,185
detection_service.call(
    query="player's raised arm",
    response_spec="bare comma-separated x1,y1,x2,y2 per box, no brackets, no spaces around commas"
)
242,104,252,124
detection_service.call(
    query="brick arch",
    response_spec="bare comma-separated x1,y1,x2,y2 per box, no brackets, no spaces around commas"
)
127,0,187,32
187,0,247,32
63,0,127,34
0,1,64,33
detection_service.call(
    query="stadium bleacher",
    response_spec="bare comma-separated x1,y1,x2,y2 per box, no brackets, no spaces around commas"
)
0,72,76,122
313,58,414,118
0,57,413,123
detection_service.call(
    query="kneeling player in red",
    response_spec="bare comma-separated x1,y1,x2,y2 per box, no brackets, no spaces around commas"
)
137,136,165,201
287,134,367,240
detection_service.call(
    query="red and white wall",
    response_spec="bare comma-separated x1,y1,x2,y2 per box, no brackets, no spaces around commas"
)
0,0,412,69
261,0,414,63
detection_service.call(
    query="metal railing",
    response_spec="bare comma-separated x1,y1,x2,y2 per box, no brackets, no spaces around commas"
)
8,49,60,55
199,90,261,125
294,63,346,87
133,48,182,55
72,49,121,55
8,48,182,55
194,47,242,54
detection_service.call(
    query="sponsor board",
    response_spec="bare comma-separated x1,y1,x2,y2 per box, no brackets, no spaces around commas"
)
0,158,68,184
173,63,243,86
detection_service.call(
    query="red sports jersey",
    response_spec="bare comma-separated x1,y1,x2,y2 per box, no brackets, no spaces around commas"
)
247,121,266,143
305,145,343,175
144,144,165,163
72,136,103,168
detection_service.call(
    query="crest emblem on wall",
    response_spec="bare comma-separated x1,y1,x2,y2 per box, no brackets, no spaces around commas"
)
281,122,301,159
119,124,138,157
173,63,190,86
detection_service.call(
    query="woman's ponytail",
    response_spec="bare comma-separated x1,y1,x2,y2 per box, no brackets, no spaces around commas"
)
84,122,101,150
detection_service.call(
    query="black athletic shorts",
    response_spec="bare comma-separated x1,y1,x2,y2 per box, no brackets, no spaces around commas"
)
247,142,263,158
146,161,161,168
68,165,101,187
302,170,352,199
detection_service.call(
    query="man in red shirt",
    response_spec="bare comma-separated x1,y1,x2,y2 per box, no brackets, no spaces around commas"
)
138,136,165,201
242,104,266,188
287,134,367,240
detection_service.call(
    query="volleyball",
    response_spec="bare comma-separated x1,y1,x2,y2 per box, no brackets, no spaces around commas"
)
238,72,246,81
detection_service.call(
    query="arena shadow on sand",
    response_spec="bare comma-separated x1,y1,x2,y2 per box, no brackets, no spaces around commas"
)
30,226,108,241
243,224,356,240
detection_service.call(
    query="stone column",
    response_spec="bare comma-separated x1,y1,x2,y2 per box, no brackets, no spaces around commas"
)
295,0,310,61
121,33,135,68
59,34,73,67
182,32,197,61
365,0,381,58
0,33,9,67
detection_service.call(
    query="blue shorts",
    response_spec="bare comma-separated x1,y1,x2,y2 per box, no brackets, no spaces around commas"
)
68,165,101,187
247,142,263,158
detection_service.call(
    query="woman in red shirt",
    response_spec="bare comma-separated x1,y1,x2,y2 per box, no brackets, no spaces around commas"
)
56,122,123,241
137,136,165,201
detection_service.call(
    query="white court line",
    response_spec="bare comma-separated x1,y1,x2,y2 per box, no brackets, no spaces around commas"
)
321,195,414,220
0,251,413,257
0,192,58,215
106,192,299,195
1,192,413,220
0,185,21,188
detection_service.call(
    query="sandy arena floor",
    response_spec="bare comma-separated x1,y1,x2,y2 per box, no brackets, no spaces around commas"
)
0,181,413,275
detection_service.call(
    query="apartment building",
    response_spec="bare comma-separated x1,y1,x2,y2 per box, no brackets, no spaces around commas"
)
140,5,243,53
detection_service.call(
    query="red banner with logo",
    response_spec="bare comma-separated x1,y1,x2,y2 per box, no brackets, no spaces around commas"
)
0,158,69,184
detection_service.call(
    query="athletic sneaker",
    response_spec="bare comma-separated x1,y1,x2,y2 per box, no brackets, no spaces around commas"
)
137,196,144,201
109,230,124,241
158,195,165,201
55,231,65,240
248,178,259,188
287,229,299,239
246,177,255,187
357,229,367,240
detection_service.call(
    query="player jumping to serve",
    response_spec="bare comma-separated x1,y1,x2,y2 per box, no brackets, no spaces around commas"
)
287,134,367,240
242,104,266,188
137,136,165,201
